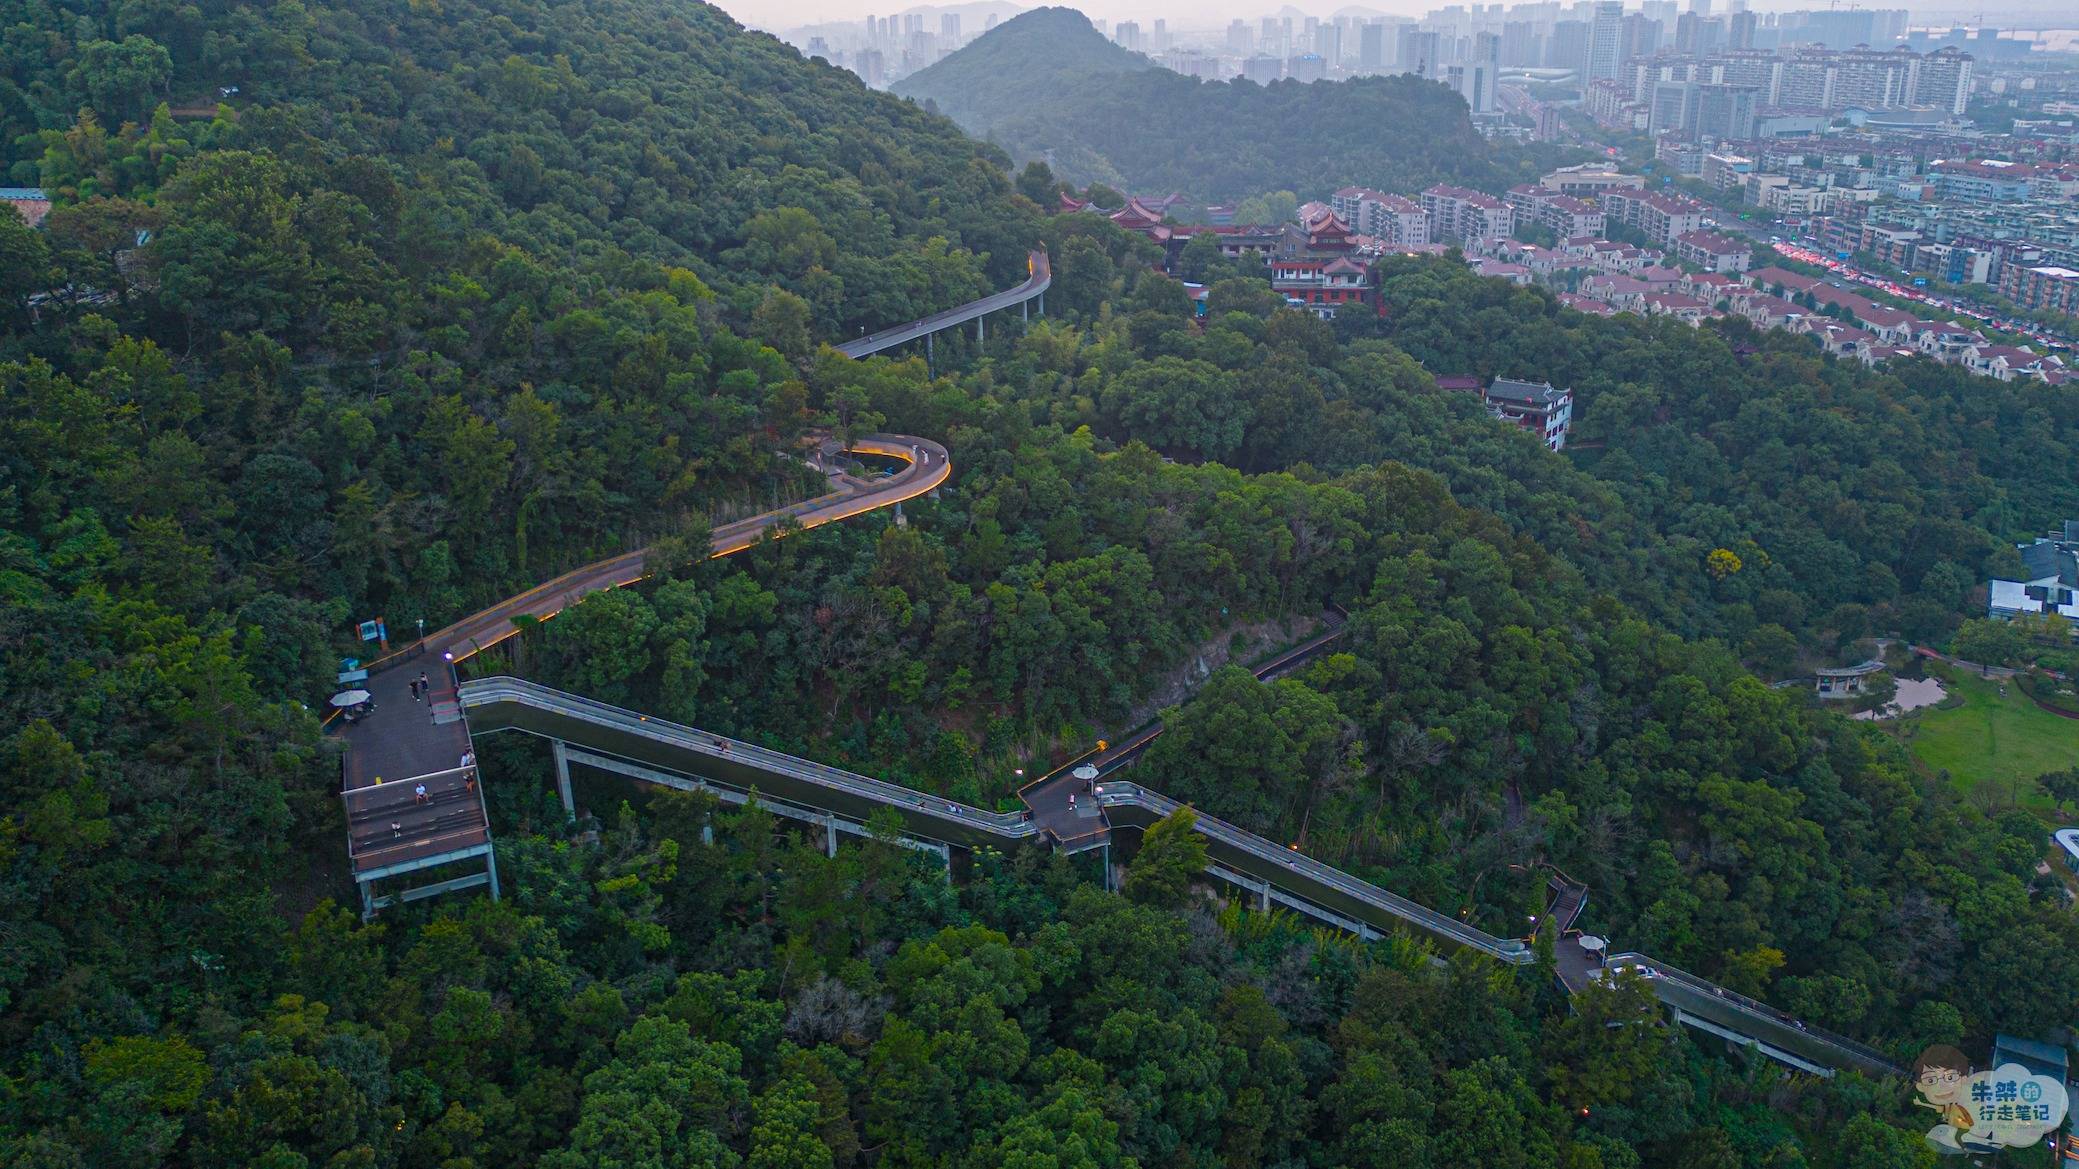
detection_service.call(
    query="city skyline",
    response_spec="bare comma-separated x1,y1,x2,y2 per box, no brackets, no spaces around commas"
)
724,0,2079,39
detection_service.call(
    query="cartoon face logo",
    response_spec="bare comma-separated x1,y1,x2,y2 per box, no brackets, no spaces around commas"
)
1913,1046,1970,1107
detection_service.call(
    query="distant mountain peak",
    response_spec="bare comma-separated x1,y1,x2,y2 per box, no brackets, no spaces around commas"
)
892,5,1154,131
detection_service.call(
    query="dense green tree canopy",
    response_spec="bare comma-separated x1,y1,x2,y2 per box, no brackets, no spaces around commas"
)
1,0,2063,1165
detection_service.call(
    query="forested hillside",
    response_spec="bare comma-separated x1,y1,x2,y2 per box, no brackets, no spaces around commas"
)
511,214,2078,1064
2,0,1043,325
893,7,1535,197
4,0,2076,1163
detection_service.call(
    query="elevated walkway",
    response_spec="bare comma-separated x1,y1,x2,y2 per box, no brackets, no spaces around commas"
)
460,677,1036,850
836,250,1051,358
423,677,1891,1080
1093,779,1533,963
326,436,1899,1083
456,677,1527,963
1599,953,1902,1079
333,434,949,916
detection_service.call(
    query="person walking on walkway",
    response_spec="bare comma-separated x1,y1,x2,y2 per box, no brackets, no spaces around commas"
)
415,671,431,702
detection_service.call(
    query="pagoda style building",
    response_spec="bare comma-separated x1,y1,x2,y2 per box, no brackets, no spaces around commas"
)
1293,207,1356,258
1057,199,1376,319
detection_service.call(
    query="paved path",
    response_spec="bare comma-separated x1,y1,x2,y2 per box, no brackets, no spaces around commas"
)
337,433,948,877
1018,610,1350,849
400,434,949,665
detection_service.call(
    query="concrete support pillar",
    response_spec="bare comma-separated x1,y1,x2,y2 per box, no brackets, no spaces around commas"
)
1022,299,1028,322
977,314,985,344
1037,292,1044,316
485,846,502,902
701,819,714,846
824,816,839,857
1257,880,1271,912
926,332,933,368
552,739,574,819
360,881,376,921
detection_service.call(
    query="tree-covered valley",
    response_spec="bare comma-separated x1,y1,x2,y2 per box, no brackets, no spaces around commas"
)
3,0,2077,1167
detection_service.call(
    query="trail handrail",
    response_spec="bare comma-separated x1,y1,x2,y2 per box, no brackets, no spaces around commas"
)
1092,780,1535,964
1606,951,1902,1076
836,249,1051,357
459,677,1038,840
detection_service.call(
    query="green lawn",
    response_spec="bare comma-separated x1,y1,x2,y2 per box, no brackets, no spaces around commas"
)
1898,664,2079,813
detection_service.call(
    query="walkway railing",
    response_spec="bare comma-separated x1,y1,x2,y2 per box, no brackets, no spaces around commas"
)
1607,952,1902,1077
459,677,1038,842
447,676,1891,1078
836,250,1050,358
1091,780,1534,964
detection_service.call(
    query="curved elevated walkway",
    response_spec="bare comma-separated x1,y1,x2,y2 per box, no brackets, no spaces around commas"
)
336,434,949,906
836,250,1050,358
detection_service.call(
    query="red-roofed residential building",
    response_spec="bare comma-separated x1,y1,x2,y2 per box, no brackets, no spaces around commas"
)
1673,230,1752,273
1680,271,1741,299
1797,320,1878,361
1914,321,1986,364
1505,185,1605,241
1573,238,1660,274
1470,257,1534,285
1,188,50,228
1557,292,1617,316
1330,189,1431,247
1852,304,1921,344
1744,266,1823,298
1602,189,1709,247
1421,185,1514,245
1965,344,2064,383
1641,292,1716,324
1580,273,1658,312
1739,294,1806,330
